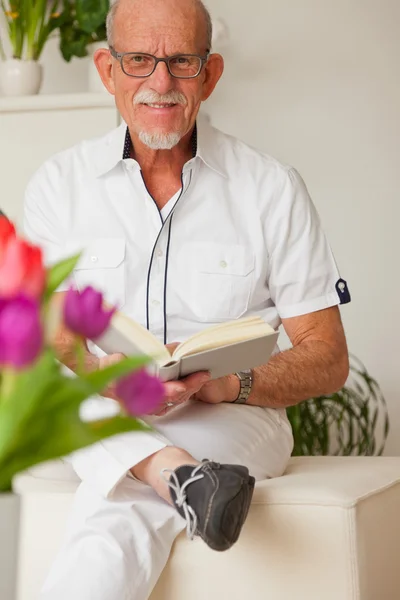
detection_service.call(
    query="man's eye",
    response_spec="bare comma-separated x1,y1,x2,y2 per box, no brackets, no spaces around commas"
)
172,56,190,66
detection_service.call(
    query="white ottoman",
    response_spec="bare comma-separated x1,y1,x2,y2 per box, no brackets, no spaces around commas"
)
15,456,400,600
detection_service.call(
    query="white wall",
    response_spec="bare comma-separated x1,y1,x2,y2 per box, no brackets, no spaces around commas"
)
205,0,400,454
1,1,399,452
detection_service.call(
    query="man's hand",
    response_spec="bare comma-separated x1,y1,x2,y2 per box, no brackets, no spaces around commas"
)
193,374,240,405
99,349,212,416
155,372,211,416
159,343,241,412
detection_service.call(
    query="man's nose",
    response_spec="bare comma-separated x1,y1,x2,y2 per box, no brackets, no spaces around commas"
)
148,60,176,95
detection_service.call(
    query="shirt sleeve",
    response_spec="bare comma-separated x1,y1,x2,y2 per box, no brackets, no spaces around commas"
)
23,165,71,291
266,167,350,319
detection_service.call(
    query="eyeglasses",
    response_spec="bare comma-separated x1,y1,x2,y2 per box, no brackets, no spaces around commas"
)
109,46,209,79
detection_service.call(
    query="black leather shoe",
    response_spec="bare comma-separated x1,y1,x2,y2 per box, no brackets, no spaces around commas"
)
162,460,255,552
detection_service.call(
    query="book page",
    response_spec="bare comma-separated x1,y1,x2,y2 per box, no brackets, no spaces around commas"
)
109,311,171,362
172,317,275,360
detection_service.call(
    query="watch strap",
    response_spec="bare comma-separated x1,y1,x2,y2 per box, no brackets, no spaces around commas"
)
233,369,253,404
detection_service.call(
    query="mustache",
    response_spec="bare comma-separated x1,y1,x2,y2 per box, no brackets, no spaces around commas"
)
133,90,188,106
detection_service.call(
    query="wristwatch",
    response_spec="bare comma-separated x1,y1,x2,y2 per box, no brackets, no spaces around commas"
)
233,369,253,404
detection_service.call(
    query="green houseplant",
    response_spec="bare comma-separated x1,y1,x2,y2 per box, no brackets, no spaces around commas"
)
58,0,109,62
57,0,110,92
287,356,389,457
0,0,63,95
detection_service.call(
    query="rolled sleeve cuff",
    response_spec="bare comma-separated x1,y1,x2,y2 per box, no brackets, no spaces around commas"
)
277,292,340,320
66,431,170,498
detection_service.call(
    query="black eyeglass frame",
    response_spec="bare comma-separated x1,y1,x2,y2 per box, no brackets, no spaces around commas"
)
109,46,210,79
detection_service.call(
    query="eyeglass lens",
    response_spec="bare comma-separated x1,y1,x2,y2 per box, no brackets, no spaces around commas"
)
122,54,202,78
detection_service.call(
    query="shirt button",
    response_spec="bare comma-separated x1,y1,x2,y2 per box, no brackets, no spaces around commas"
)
220,260,228,269
91,256,98,263
157,249,163,258
152,299,160,307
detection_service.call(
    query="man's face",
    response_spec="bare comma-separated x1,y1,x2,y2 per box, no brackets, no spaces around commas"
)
96,0,224,149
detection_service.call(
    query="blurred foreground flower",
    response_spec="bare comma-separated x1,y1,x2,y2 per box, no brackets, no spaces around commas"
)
0,295,42,369
116,369,165,416
0,217,15,257
0,237,46,299
64,286,115,339
0,216,163,493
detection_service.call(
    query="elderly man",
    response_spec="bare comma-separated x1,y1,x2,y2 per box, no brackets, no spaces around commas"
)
24,0,350,598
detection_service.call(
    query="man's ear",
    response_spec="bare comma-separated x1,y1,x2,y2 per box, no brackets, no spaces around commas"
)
201,53,224,101
93,48,116,95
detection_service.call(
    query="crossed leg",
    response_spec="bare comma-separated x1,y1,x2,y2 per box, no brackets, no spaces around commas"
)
40,401,293,600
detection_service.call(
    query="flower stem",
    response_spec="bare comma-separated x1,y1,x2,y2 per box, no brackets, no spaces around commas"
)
0,368,17,402
75,338,85,377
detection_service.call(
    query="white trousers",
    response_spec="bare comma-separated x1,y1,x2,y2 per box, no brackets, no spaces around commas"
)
40,400,294,600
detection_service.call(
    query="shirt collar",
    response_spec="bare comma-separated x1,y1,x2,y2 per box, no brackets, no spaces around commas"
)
93,116,228,179
195,115,228,178
93,122,128,178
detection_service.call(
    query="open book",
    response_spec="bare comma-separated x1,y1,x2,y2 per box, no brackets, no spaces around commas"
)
96,313,279,382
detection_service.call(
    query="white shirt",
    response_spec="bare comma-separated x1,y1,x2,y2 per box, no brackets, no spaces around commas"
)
23,119,349,496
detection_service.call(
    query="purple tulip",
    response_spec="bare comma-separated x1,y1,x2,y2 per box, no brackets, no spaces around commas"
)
116,369,165,416
0,295,43,369
64,286,115,340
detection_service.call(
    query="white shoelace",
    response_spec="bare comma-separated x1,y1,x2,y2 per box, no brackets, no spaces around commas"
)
161,462,210,539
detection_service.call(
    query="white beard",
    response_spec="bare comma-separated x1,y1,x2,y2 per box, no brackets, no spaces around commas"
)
138,131,182,150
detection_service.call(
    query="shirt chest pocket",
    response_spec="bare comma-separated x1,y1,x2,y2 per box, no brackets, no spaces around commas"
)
179,242,255,322
66,238,126,309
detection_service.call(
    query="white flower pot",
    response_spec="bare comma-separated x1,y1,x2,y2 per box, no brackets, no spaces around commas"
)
0,59,43,97
0,493,20,599
88,42,108,93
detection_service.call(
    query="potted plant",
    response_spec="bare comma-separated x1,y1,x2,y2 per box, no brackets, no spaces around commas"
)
287,356,390,456
58,0,109,92
0,1,65,96
0,216,165,598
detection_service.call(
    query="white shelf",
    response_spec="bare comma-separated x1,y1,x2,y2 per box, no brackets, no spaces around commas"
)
0,92,115,113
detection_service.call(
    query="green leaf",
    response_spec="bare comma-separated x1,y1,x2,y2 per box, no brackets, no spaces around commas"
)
83,355,151,393
44,253,81,300
0,412,150,491
0,348,154,490
75,0,109,35
288,356,389,458
59,23,91,61
0,350,61,461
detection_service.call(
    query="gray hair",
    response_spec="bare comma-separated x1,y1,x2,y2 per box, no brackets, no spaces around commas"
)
106,0,213,51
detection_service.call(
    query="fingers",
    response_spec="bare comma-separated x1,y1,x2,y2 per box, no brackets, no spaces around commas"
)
155,372,211,417
181,371,211,390
164,372,210,399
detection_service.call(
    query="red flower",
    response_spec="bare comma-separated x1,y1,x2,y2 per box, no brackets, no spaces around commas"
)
0,216,16,259
0,237,46,300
